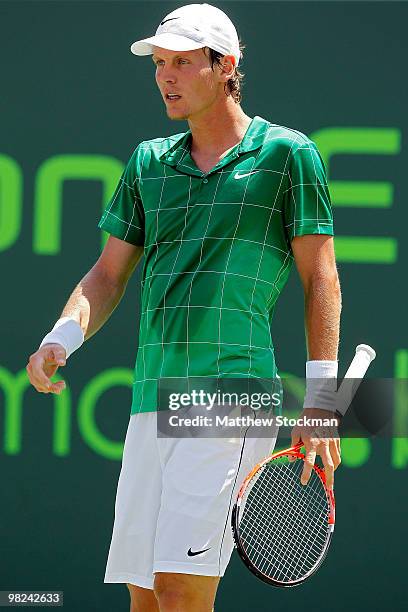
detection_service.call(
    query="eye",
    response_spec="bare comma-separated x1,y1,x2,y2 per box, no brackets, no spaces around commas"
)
178,58,189,64
154,59,164,66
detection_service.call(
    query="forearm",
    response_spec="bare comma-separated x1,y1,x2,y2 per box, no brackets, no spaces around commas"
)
59,263,127,341
293,273,343,490
304,272,342,361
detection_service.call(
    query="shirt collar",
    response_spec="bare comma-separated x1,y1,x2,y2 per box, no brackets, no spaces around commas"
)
160,115,270,175
159,131,192,169
237,115,271,154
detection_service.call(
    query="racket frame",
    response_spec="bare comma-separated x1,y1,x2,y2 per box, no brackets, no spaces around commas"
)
231,444,336,588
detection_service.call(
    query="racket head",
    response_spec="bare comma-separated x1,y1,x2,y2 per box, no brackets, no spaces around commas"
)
232,444,335,588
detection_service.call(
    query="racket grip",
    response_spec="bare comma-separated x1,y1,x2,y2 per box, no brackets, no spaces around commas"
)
335,344,376,416
344,344,376,379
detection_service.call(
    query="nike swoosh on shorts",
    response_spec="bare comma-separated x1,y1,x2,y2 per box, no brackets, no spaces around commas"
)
187,547,211,557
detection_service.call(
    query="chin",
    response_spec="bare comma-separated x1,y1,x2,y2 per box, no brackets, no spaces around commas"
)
166,109,188,121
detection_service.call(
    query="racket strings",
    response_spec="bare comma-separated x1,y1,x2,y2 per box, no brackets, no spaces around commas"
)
241,474,327,579
242,480,327,572
240,480,327,582
243,466,328,579
240,463,328,580
241,462,327,552
237,457,331,583
242,463,326,542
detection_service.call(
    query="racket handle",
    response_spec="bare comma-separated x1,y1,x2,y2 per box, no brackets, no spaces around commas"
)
344,344,376,379
335,344,376,416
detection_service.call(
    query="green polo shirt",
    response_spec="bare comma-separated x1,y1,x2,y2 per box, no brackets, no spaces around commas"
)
98,115,334,414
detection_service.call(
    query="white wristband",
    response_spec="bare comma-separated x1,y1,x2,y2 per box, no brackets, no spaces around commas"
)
303,360,338,413
39,317,84,359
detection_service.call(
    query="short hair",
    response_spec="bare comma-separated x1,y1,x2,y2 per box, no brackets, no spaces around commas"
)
205,41,245,104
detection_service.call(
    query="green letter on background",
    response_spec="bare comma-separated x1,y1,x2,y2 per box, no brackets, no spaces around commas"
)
0,154,23,252
340,439,371,467
77,368,133,460
33,155,124,254
392,350,408,469
0,368,71,456
310,127,400,264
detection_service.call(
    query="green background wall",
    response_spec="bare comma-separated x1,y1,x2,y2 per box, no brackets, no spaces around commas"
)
1,1,407,610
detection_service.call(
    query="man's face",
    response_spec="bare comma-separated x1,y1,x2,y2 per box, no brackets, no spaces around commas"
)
152,46,227,120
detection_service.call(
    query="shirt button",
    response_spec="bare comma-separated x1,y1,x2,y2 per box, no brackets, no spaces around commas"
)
203,178,208,184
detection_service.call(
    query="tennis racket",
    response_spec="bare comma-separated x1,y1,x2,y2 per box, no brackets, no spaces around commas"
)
231,344,376,587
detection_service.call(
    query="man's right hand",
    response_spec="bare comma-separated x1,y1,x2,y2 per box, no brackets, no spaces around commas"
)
26,344,67,394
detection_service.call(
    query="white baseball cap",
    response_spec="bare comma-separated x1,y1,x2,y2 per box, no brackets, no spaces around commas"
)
130,3,241,66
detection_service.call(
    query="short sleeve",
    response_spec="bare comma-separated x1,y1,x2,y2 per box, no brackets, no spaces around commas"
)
283,140,334,243
98,147,145,246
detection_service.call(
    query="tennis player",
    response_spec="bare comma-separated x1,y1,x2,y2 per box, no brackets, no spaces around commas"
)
26,3,342,611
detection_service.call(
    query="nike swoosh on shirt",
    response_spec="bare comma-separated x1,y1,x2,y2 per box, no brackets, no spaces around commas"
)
187,547,211,557
234,171,260,179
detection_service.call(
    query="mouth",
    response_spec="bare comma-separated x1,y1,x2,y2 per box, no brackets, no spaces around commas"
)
165,93,182,103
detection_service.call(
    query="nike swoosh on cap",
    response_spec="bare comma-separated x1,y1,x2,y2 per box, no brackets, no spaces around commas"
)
160,17,180,26
187,547,211,557
234,171,260,179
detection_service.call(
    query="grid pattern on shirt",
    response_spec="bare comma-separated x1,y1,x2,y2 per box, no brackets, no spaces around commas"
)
98,116,334,414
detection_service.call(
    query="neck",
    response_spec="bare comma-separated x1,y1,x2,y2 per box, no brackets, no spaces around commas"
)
187,98,252,155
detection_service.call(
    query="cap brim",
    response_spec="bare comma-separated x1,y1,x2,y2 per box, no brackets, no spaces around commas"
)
131,33,205,56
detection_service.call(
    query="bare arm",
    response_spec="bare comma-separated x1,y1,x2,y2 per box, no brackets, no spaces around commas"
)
61,236,144,339
26,236,144,394
293,234,341,361
289,234,342,489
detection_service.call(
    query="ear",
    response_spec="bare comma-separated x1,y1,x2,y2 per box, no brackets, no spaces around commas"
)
219,54,236,81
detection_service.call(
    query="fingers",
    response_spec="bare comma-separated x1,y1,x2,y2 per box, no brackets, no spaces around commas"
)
49,380,66,394
330,438,341,471
301,439,340,489
289,427,302,462
322,429,341,469
301,444,317,486
291,427,301,448
45,345,67,367
26,344,67,394
321,445,335,490
26,355,52,391
301,440,340,490
335,437,341,464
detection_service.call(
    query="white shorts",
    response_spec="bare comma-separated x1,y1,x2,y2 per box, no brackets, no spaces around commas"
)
104,410,278,589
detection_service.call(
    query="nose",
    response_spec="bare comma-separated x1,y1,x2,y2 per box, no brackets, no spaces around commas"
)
157,65,176,86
